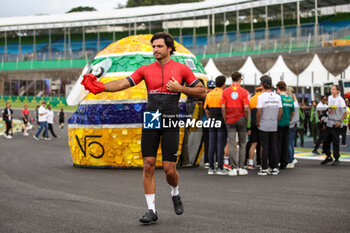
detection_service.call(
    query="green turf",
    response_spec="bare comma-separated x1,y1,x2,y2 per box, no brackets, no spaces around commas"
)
0,99,78,112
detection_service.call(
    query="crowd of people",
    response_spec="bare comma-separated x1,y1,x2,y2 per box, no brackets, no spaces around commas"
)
201,72,349,176
2,102,66,140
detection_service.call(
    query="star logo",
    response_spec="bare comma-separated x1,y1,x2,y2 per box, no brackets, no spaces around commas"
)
143,110,162,129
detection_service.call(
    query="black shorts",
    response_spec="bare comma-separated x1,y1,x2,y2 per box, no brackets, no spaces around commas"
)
141,128,179,162
249,126,259,143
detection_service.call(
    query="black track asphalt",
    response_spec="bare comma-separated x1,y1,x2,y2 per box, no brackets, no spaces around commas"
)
0,113,350,233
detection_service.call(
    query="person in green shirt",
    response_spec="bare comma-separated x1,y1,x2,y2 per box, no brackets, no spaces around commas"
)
276,81,295,169
310,100,320,147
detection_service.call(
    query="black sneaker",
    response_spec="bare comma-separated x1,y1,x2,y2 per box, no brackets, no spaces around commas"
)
312,149,320,155
139,209,158,224
321,157,333,165
172,195,184,215
332,159,340,166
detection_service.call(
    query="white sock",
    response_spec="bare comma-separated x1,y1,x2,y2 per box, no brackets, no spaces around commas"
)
249,159,254,166
171,185,179,197
145,194,155,212
224,157,229,165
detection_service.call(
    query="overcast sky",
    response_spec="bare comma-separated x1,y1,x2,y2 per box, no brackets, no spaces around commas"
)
0,0,129,18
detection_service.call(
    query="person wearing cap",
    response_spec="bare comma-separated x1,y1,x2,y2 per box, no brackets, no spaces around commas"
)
256,75,283,175
202,80,216,169
276,81,295,170
246,85,263,169
204,75,228,175
321,85,348,166
221,72,250,176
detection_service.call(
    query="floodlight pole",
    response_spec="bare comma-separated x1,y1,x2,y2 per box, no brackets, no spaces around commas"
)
179,18,183,44
297,0,301,46
68,27,71,58
281,4,285,48
207,14,210,44
223,12,227,42
193,16,197,52
4,31,7,61
236,10,240,42
18,34,22,61
82,27,86,58
250,8,255,49
314,0,319,46
265,5,269,49
49,28,52,60
212,12,215,44
63,28,67,58
97,31,100,52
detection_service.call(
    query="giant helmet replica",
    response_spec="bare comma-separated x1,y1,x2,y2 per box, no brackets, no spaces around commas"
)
67,34,207,168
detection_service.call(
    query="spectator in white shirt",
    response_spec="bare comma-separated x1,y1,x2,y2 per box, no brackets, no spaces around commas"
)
33,102,51,140
42,105,57,138
321,85,348,166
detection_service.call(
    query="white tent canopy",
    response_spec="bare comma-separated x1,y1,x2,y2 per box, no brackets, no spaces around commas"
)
238,56,263,86
344,65,350,79
264,55,297,86
204,58,223,81
298,54,336,87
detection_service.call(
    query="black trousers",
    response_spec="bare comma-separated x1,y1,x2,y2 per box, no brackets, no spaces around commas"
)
5,120,12,136
202,127,209,164
295,129,304,147
314,124,326,151
341,126,347,145
277,126,290,168
43,123,57,138
208,124,227,170
323,126,342,159
258,131,278,170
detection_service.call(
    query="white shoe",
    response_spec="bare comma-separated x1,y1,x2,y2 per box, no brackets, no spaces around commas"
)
228,169,237,176
44,137,51,140
217,169,229,175
238,168,248,175
23,133,29,136
204,163,209,169
208,168,216,175
6,135,13,139
292,159,298,164
287,163,295,169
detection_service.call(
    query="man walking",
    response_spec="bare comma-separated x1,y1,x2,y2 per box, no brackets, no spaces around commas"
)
221,72,250,176
81,32,205,223
2,102,13,139
33,102,50,140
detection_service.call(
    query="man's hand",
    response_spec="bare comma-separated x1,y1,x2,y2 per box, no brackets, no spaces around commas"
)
81,74,105,95
166,77,183,93
335,122,341,128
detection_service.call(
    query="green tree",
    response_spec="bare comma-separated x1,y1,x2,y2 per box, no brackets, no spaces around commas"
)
126,0,203,8
66,6,97,13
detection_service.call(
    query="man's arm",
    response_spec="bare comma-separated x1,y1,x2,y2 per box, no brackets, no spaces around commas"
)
289,111,295,122
166,78,206,98
256,108,261,129
221,104,226,122
277,108,283,122
104,78,132,92
244,104,249,120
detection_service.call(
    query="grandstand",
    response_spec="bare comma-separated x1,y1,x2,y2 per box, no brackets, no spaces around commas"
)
0,0,350,98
